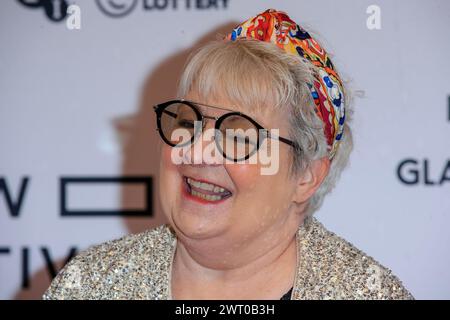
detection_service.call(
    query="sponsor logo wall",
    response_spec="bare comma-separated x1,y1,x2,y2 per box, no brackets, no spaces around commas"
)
1,0,449,299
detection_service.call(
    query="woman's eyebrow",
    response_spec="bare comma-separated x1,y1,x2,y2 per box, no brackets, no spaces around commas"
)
189,100,271,127
189,100,234,112
193,104,210,114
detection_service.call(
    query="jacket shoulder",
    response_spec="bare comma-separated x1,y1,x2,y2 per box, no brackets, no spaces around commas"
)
295,218,414,300
43,224,175,300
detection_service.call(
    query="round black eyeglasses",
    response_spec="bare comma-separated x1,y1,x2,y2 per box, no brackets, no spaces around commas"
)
153,99,298,162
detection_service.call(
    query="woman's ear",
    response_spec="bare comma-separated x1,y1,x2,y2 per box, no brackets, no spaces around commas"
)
292,157,330,204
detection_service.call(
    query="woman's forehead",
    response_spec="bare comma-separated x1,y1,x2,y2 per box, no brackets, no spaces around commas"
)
185,90,276,116
184,90,288,130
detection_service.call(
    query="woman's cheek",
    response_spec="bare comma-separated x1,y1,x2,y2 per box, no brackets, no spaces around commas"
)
159,146,179,219
161,145,175,169
226,162,277,216
225,162,261,193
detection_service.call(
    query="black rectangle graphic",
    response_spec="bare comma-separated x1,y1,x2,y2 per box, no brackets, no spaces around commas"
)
60,176,153,217
448,95,450,122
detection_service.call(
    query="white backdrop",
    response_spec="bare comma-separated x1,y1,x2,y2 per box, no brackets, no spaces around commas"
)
0,0,449,299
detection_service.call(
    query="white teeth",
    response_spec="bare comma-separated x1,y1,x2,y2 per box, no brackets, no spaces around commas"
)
186,177,227,194
186,177,230,202
200,182,214,191
190,189,221,201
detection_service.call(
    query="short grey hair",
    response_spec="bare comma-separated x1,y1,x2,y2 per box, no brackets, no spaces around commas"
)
177,38,354,216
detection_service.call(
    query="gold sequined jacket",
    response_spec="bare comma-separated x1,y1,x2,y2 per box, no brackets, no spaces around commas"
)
43,217,413,300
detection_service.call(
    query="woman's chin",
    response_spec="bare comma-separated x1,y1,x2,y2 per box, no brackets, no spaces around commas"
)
170,210,229,241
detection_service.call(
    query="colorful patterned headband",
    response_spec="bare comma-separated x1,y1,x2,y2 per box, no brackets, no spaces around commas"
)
225,9,345,160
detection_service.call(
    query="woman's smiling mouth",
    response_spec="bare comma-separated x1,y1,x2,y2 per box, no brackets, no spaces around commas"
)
183,176,232,203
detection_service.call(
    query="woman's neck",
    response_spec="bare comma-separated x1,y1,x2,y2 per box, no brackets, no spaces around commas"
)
171,213,303,299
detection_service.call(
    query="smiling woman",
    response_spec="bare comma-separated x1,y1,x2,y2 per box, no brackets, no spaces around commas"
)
43,9,413,300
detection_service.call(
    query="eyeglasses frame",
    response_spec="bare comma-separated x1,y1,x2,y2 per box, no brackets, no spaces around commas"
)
153,99,298,162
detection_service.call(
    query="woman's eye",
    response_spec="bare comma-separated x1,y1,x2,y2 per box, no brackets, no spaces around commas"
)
229,135,256,146
236,136,249,144
178,120,195,128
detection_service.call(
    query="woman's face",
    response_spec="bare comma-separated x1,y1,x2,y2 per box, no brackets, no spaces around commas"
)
159,91,302,255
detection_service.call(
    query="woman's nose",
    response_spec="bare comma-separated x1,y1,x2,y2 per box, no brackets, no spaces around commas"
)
183,120,221,165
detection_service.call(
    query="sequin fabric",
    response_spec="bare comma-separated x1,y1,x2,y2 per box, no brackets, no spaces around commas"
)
43,217,413,300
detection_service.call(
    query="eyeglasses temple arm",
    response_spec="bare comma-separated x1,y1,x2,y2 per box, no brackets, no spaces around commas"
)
153,105,177,119
266,131,298,149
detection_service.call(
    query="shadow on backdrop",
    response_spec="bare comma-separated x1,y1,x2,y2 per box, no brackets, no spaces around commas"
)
13,21,239,300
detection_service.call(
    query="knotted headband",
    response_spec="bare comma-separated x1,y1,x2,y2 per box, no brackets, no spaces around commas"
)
225,9,346,160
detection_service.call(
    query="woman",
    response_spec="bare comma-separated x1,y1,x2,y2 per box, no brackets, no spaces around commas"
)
44,9,413,300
